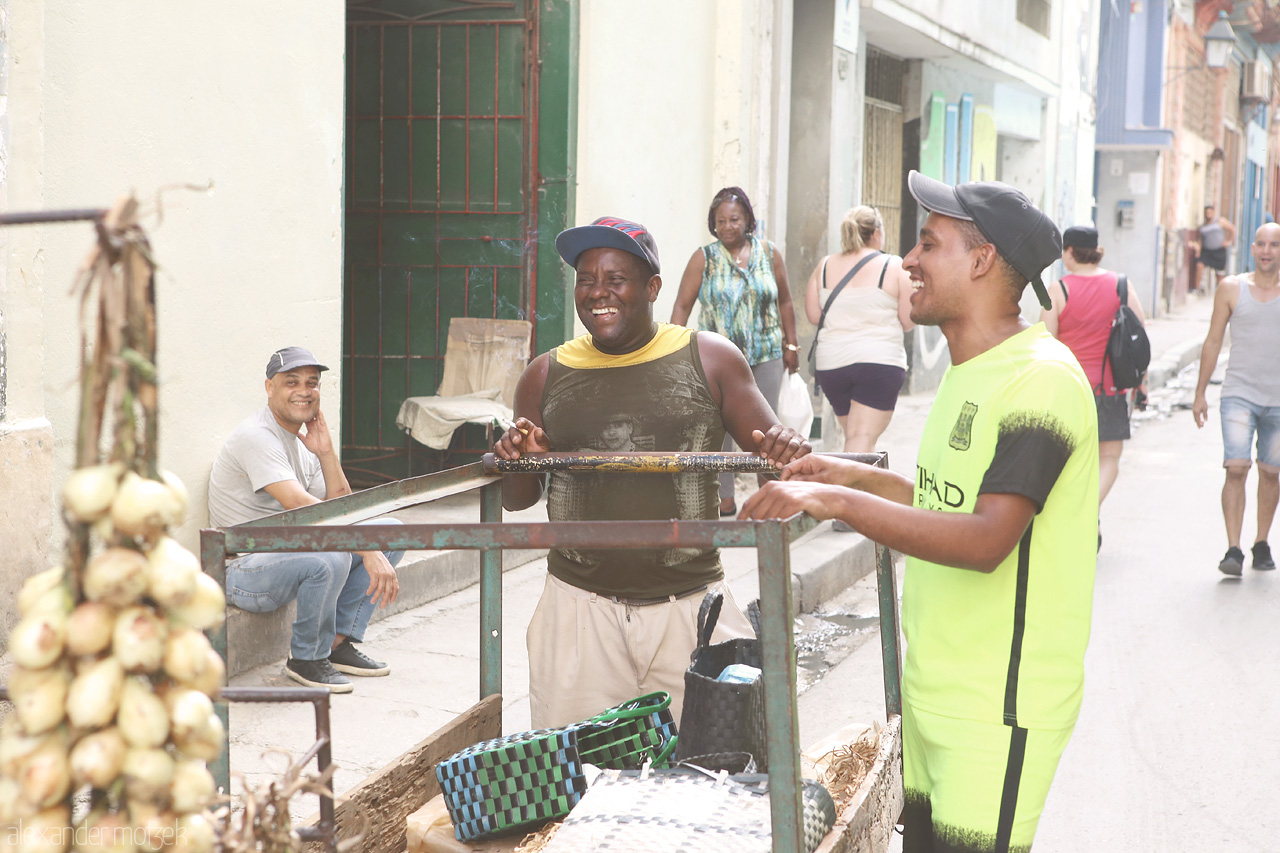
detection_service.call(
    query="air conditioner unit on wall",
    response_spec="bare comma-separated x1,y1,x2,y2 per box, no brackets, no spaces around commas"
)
1242,59,1272,101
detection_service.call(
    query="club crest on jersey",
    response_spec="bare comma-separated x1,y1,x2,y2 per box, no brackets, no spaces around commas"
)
949,401,978,450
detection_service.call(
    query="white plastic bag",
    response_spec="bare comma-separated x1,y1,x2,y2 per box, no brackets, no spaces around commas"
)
776,372,814,438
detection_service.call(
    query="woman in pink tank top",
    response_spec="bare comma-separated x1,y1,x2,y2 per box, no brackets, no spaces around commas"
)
1040,226,1148,548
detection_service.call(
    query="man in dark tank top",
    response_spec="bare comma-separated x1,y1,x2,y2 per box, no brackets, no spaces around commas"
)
493,216,811,728
1194,204,1237,292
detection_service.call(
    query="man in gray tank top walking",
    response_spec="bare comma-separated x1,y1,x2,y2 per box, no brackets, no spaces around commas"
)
1193,222,1280,575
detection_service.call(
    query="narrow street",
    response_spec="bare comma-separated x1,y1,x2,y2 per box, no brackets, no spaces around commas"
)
1037,368,1279,850
797,365,1280,851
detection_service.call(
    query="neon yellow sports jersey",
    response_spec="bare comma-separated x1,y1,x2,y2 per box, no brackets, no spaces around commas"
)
903,324,1099,731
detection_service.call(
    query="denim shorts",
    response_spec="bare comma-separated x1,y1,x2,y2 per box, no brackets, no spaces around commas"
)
1220,396,1280,468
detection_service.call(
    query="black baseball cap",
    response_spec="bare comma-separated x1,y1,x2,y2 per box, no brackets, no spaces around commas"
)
907,170,1062,310
265,346,329,379
1062,225,1099,250
555,216,661,275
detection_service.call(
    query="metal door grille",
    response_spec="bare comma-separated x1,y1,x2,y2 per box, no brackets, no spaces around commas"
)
863,49,904,256
344,0,537,483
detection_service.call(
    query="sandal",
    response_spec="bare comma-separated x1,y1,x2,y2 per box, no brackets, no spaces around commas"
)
719,499,737,518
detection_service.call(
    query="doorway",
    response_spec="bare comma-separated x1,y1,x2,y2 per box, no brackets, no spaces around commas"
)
342,0,567,483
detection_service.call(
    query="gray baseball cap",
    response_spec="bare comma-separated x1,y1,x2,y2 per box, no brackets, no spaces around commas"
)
265,346,329,379
907,170,1061,310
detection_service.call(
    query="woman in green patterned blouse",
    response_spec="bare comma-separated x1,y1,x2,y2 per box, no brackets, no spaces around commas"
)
671,186,800,516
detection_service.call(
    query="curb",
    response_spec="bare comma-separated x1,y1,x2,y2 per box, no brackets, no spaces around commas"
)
224,547,545,677
788,525,879,615
1147,337,1204,390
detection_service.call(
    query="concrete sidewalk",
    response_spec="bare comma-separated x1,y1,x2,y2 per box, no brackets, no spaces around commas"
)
223,292,1217,803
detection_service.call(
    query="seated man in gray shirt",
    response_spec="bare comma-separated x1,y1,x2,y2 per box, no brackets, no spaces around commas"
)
208,346,404,693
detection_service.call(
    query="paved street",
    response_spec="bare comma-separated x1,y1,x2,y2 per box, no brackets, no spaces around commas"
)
1035,366,1279,851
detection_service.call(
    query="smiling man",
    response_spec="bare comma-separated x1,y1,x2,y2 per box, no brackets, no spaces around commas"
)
208,347,404,693
494,216,810,727
1193,221,1280,575
741,175,1098,852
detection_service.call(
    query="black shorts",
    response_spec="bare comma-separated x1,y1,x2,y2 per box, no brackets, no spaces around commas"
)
1097,391,1131,441
1198,246,1227,271
816,362,906,415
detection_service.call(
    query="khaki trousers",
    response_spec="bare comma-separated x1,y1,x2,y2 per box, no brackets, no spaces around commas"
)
527,573,755,729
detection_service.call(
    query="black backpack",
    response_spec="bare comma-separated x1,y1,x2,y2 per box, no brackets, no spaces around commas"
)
1100,275,1150,391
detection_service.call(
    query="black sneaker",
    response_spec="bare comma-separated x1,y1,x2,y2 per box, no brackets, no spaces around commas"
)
329,638,391,677
1252,541,1276,571
285,657,353,693
1218,546,1245,577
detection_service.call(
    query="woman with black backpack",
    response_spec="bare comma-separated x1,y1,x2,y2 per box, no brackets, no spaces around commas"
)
1040,225,1149,549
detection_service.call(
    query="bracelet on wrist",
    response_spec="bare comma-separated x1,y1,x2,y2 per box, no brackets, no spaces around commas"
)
783,343,800,352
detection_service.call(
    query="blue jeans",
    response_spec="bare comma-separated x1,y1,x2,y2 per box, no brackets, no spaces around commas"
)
224,518,405,661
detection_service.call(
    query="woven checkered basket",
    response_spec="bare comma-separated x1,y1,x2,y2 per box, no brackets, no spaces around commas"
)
435,692,679,841
676,591,768,769
541,763,837,853
578,691,679,770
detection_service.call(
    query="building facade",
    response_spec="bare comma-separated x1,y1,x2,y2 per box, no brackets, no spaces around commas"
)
792,0,1101,395
0,0,348,639
0,0,1107,641
1099,0,1280,316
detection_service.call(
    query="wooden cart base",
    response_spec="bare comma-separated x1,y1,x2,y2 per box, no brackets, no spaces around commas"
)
814,714,903,853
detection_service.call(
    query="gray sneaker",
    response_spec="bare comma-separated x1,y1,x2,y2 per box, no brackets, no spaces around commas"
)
329,638,391,677
285,657,353,693
1252,541,1276,571
1218,546,1245,577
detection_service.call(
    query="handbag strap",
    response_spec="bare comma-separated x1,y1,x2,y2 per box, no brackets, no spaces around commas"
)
585,691,673,725
875,258,890,289
696,590,724,651
1096,274,1128,396
807,251,883,364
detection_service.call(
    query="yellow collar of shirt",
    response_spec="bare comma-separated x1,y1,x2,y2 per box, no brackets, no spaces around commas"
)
555,323,693,369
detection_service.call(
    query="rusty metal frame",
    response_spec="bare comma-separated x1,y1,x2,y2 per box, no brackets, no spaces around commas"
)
201,451,904,853
0,208,109,225
218,686,338,850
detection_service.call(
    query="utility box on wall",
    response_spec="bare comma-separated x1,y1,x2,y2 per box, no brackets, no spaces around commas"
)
1116,199,1136,228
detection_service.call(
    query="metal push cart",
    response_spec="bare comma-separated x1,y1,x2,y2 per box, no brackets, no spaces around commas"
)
201,451,905,852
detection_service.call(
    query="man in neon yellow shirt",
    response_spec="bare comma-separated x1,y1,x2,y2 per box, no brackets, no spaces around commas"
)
743,173,1098,852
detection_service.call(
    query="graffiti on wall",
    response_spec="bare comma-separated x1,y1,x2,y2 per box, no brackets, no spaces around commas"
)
920,91,998,185
909,90,999,386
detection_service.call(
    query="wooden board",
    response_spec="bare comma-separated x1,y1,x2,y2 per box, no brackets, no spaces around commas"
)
303,694,502,853
812,714,903,853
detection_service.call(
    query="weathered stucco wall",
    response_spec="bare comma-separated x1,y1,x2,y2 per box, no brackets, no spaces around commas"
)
39,1,347,548
1,0,56,638
0,0,346,641
574,0,790,327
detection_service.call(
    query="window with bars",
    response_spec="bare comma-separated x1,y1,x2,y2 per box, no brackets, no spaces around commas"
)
1016,0,1051,37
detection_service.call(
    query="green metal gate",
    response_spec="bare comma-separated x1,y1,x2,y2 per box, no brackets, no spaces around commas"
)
343,0,571,484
